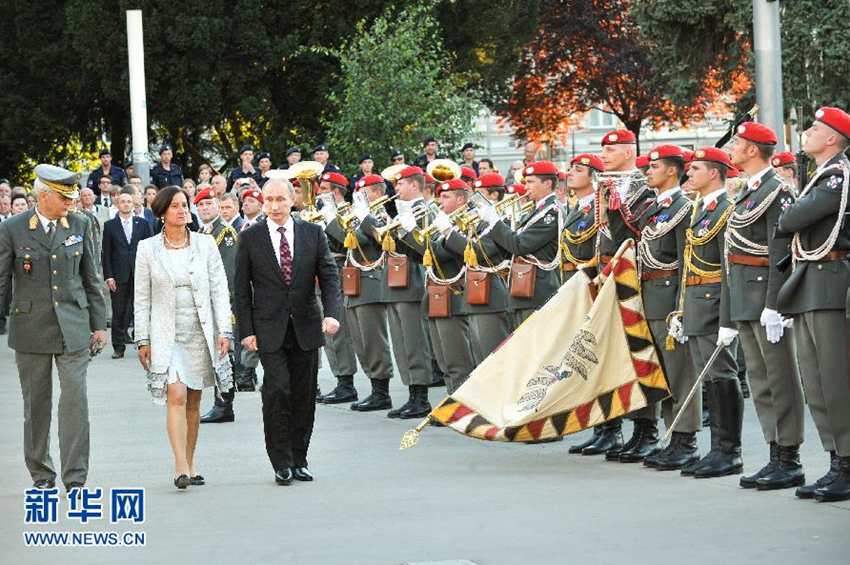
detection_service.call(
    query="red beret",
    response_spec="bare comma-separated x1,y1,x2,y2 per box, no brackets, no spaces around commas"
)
355,173,385,190
571,153,605,172
507,183,527,196
815,106,850,139
635,154,650,169
193,187,216,205
460,166,478,180
474,173,506,189
736,121,778,145
692,147,733,168
771,151,796,168
601,129,636,146
436,178,469,196
397,166,424,180
242,188,263,204
649,145,685,161
727,166,741,179
320,171,349,187
523,160,559,177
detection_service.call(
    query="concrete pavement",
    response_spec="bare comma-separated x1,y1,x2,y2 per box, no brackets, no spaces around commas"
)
0,337,848,565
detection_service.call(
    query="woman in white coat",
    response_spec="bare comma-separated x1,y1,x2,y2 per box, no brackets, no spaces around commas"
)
134,186,233,489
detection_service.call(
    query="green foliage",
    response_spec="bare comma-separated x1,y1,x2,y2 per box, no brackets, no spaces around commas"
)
322,2,480,173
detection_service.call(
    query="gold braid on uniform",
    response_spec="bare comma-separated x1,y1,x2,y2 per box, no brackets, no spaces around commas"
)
213,225,238,246
561,221,598,268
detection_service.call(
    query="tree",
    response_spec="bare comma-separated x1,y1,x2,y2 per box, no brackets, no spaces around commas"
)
322,2,480,173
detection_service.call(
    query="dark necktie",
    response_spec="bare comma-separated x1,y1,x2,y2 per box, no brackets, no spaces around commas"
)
47,220,56,241
277,226,293,285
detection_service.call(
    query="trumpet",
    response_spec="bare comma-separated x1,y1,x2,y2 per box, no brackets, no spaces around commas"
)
371,205,429,243
413,203,470,243
369,193,398,213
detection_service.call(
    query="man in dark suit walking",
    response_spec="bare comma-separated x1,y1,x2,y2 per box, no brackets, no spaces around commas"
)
102,187,152,358
234,178,341,485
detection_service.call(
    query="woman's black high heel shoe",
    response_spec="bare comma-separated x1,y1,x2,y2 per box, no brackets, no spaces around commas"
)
174,474,190,489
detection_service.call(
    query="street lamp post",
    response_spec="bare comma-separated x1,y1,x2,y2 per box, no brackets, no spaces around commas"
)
752,0,786,147
126,10,150,185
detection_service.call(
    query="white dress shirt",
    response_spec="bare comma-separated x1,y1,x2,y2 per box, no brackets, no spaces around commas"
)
119,213,133,243
34,207,57,233
267,215,295,263
746,166,772,192
656,187,681,203
701,187,727,210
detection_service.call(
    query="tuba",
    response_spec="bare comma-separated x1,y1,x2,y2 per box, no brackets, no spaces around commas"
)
426,159,461,182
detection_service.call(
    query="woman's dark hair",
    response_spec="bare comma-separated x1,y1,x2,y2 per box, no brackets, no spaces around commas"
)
150,186,189,219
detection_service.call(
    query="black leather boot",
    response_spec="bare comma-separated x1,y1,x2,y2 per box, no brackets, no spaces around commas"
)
701,383,710,427
654,432,699,471
428,361,446,388
756,445,805,490
582,420,623,456
387,386,415,418
738,369,750,399
644,435,673,468
694,378,743,478
618,419,660,463
236,367,257,392
568,428,601,454
683,380,720,476
740,442,778,489
796,452,840,499
814,456,850,502
399,385,432,419
200,390,235,423
318,375,358,404
350,378,392,412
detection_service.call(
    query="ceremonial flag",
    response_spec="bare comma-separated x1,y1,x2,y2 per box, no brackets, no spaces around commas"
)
402,241,670,447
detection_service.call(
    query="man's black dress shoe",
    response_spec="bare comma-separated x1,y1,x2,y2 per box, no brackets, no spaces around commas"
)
111,349,125,359
275,469,294,485
292,467,314,482
190,475,205,486
33,479,55,490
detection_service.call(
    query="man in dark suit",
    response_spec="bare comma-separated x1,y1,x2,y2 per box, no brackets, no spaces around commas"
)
102,187,152,358
234,178,341,486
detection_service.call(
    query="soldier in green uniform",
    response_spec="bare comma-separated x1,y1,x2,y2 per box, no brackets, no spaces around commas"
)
0,164,107,490
585,130,655,458
326,174,395,412
777,106,850,502
192,188,241,424
400,178,476,394
358,166,433,419
443,174,515,365
635,146,699,469
314,171,361,404
679,147,743,479
724,122,805,490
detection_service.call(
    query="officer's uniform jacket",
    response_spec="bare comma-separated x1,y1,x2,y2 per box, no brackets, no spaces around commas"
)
325,214,385,309
777,153,850,315
203,216,239,304
597,170,654,258
0,209,107,354
444,223,511,315
561,193,598,280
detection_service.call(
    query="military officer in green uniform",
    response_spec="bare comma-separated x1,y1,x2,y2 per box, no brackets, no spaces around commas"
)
0,164,107,490
443,174,515,365
192,188,241,423
400,178,476,394
358,166,433,419
634,146,699,469
678,147,743,479
724,122,805,490
314,171,361,404
585,130,655,458
777,106,850,502
326,174,395,412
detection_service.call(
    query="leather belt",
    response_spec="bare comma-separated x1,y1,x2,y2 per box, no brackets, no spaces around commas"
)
728,254,769,267
641,269,679,281
562,262,578,272
686,275,721,286
819,250,848,262
562,260,594,272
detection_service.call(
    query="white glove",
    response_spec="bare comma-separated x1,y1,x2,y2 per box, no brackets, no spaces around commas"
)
353,200,370,222
667,316,688,344
760,308,785,343
320,204,336,224
432,211,452,234
717,326,739,347
398,211,417,233
478,204,500,226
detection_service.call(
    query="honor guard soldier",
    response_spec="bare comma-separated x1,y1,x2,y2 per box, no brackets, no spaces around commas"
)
358,166,434,418
193,188,242,423
0,164,108,490
771,151,799,194
326,174,396,411
399,178,476,394
476,160,562,326
584,129,655,459
634,146,700,469
776,107,850,502
443,173,514,364
150,144,184,189
676,147,742,479
314,171,361,404
724,123,805,490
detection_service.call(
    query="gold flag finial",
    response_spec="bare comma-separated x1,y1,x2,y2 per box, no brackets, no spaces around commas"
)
399,415,433,450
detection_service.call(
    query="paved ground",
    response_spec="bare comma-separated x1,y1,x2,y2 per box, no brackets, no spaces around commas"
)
1,336,848,565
